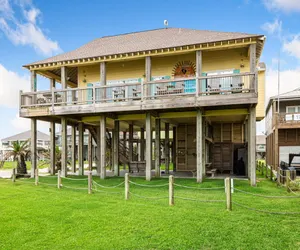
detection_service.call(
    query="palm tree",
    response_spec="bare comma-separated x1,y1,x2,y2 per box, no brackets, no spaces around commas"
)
7,140,30,175
41,146,62,173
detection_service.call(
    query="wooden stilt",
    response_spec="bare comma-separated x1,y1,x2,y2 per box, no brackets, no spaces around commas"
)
155,119,161,177
146,113,152,181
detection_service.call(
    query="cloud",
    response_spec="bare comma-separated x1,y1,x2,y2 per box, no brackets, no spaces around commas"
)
283,35,300,59
261,19,282,37
11,113,50,134
263,0,300,13
0,64,29,108
0,1,61,56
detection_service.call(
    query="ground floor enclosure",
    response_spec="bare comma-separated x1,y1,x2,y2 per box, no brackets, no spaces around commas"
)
29,106,257,185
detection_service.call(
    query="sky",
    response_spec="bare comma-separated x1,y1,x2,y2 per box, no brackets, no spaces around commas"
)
0,0,300,139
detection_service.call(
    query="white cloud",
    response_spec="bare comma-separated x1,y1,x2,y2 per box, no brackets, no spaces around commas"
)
283,35,300,59
0,64,29,108
261,19,282,36
263,0,300,13
0,1,61,56
11,113,50,134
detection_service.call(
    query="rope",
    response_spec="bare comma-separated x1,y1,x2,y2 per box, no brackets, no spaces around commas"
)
234,188,300,198
174,196,225,203
14,180,35,185
92,181,124,188
174,183,224,190
38,182,57,187
92,187,123,194
63,185,88,191
61,177,88,181
233,201,300,215
288,187,299,195
129,192,168,200
129,181,169,187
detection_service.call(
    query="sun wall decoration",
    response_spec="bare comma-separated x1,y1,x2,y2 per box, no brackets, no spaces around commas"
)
172,61,196,78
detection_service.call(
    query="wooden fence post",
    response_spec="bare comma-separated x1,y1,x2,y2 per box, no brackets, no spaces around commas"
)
286,170,291,193
169,175,174,206
57,170,62,189
125,173,129,200
88,171,92,194
225,177,232,211
35,168,39,186
12,168,16,183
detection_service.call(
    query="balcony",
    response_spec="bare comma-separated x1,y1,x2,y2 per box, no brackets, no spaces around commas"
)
20,72,257,117
277,112,300,128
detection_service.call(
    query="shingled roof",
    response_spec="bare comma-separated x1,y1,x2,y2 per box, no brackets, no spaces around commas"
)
24,28,263,67
1,130,50,142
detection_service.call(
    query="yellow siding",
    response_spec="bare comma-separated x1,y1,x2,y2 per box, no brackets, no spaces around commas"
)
256,70,265,120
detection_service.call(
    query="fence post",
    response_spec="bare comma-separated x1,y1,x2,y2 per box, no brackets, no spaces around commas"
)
35,168,39,186
88,171,92,194
12,168,16,182
286,170,291,193
261,162,264,176
125,173,129,200
57,170,62,189
169,175,174,206
225,177,232,211
265,164,268,179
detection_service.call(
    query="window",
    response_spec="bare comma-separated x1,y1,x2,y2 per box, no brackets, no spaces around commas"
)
286,106,300,113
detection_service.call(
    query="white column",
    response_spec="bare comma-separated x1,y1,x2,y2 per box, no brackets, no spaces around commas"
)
145,113,152,181
196,109,203,183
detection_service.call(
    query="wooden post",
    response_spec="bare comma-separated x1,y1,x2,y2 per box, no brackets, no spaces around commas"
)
35,168,39,185
145,113,152,181
78,123,84,175
249,43,256,92
113,120,120,176
172,126,177,172
196,50,202,95
12,168,16,182
165,122,170,174
61,118,68,177
88,131,93,171
261,161,264,176
140,128,145,161
61,66,67,104
71,125,76,173
88,171,92,194
100,62,106,100
129,124,133,162
286,170,291,192
125,173,129,200
155,119,161,177
145,56,151,97
100,116,106,179
196,109,203,183
248,107,256,186
50,121,56,175
30,118,37,178
57,170,61,189
225,177,232,211
169,175,174,206
96,126,101,175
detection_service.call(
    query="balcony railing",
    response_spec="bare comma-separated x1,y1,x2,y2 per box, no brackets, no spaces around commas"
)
278,112,300,125
20,72,256,109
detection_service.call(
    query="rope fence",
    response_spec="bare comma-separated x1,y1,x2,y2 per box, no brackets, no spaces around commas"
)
7,167,300,215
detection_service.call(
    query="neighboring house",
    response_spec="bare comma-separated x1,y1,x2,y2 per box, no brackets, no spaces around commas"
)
0,130,50,161
256,135,266,159
265,88,300,172
19,28,266,185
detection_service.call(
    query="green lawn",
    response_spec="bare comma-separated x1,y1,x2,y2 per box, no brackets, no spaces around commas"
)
1,161,49,170
0,173,300,250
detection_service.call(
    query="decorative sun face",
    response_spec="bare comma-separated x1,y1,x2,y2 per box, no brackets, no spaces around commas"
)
172,61,196,78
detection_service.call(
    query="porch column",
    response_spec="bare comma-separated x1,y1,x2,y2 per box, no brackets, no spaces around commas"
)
249,44,256,91
196,109,203,183
88,131,93,171
129,124,134,161
155,119,161,177
61,66,67,103
71,125,76,173
123,131,127,159
172,126,177,172
113,120,120,176
96,126,101,175
78,123,84,175
145,56,151,97
140,128,145,161
100,116,106,179
50,122,56,175
61,118,67,177
100,62,106,100
196,50,202,95
145,113,152,181
248,107,256,186
165,123,170,174
30,70,37,178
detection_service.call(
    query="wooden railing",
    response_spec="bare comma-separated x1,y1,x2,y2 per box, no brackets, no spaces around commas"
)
20,72,256,109
278,112,300,125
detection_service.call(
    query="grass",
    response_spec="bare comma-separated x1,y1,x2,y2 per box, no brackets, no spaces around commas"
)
0,172,300,250
1,161,49,170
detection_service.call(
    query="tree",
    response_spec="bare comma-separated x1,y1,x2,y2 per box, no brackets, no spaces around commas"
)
41,146,62,173
7,140,30,175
